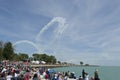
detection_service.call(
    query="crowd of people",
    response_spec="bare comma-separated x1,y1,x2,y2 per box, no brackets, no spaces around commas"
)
0,61,100,80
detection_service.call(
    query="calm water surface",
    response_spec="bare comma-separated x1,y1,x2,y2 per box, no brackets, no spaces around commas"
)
53,66,120,80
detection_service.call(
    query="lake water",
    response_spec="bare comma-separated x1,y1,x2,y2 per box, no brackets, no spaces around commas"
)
53,66,120,80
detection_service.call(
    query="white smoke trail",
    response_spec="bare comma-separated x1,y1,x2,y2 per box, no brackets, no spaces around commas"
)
13,17,67,56
13,40,39,52
36,17,67,42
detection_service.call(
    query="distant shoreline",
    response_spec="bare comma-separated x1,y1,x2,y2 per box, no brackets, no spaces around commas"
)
24,64,100,68
26,64,70,68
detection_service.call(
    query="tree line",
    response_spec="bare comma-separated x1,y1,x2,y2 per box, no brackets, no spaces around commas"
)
0,41,57,64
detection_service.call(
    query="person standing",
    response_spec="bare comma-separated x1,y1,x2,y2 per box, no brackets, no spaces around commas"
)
82,69,86,80
94,69,100,80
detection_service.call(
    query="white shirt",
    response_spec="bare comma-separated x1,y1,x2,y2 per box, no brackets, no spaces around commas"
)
1,68,6,73
6,75,13,80
85,75,89,80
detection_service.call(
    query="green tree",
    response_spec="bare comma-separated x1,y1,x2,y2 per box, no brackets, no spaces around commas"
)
0,41,4,60
80,61,84,66
40,54,47,62
32,53,41,61
29,57,33,61
85,64,89,66
57,61,61,64
32,53,57,64
18,53,29,60
13,53,19,61
3,42,14,60
49,55,56,64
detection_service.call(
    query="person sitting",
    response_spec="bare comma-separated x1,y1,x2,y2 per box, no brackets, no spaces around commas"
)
79,76,83,80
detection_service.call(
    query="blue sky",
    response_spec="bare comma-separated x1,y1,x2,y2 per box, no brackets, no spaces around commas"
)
0,0,120,66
